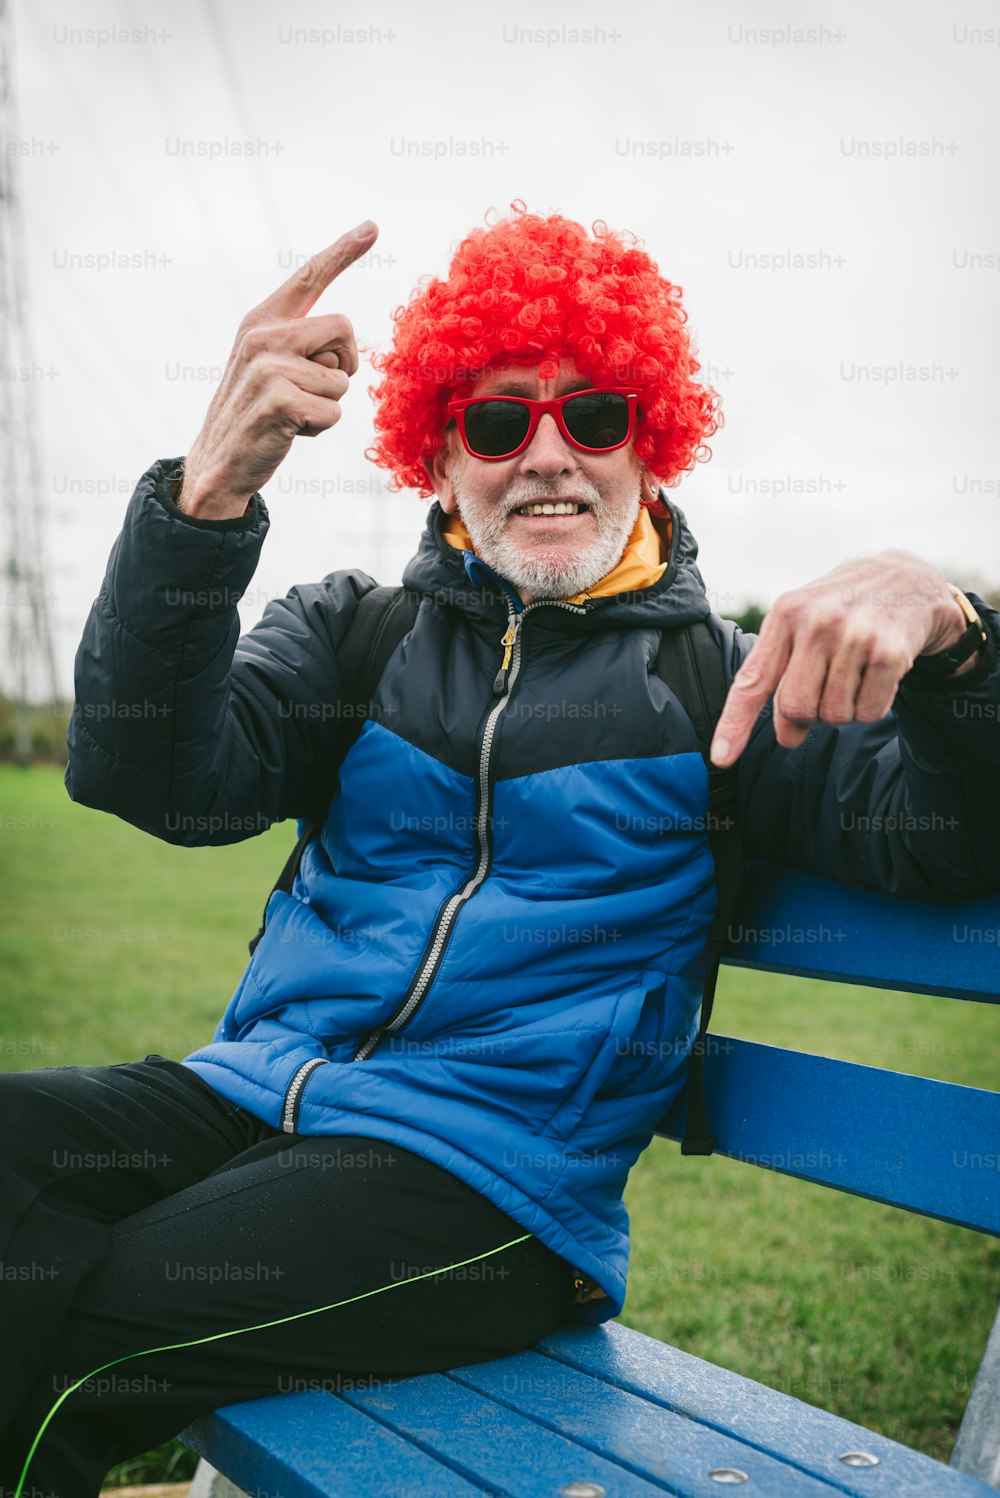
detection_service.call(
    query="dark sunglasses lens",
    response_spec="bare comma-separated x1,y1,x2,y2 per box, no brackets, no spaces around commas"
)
563,392,630,449
464,400,532,457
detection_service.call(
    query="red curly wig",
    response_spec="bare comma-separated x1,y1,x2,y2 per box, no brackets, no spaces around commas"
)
364,201,722,499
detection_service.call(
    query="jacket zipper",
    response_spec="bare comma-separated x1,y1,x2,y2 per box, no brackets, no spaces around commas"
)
352,598,529,1058
280,1054,327,1133
279,594,590,1130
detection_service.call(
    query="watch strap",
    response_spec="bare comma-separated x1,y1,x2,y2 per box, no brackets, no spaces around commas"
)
909,585,988,676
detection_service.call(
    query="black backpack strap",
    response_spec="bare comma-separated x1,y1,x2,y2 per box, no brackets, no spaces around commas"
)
655,619,745,1156
248,585,422,955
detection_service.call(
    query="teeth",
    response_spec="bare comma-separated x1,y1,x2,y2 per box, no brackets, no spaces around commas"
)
515,501,583,516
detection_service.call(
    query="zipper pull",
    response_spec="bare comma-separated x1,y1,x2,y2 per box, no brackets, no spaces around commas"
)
492,617,521,695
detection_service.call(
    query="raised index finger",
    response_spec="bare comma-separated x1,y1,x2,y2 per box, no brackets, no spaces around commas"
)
252,220,378,321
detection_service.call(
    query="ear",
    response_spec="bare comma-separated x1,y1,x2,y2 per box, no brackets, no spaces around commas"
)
639,469,660,506
425,430,459,515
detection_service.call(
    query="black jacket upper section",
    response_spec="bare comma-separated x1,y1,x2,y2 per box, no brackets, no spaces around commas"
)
65,457,1000,902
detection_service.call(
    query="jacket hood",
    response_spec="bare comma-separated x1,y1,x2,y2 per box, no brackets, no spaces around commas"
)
401,487,715,633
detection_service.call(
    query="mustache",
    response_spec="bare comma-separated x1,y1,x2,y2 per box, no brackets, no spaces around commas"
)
498,485,604,519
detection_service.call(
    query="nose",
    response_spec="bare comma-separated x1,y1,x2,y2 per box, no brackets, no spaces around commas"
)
516,412,579,480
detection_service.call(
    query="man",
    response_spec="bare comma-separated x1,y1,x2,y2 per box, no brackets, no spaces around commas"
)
3,206,998,1495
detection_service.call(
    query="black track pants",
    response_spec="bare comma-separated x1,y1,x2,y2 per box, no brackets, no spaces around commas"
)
0,1055,576,1497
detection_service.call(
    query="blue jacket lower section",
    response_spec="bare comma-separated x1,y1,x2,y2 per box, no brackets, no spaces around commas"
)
182,728,717,1323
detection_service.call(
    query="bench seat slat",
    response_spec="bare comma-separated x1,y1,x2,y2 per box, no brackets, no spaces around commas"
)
438,1350,846,1494
722,863,1000,1002
340,1358,838,1496
181,1388,493,1497
656,1038,1000,1233
534,1321,999,1497
342,1371,694,1495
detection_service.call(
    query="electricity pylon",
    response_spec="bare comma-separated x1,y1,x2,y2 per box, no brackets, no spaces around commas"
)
0,0,61,764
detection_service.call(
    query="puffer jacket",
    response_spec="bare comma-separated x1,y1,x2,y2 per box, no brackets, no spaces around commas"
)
65,457,1000,1325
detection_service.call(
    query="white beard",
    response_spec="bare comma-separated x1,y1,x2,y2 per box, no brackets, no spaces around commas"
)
451,471,642,600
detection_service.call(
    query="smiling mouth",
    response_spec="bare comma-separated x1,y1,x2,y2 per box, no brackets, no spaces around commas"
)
511,500,590,517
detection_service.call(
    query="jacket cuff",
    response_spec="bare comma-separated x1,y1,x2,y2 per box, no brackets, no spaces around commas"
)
897,590,999,696
97,458,270,647
154,458,267,532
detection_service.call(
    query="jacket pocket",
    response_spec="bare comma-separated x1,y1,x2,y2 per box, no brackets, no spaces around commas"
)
595,969,680,1100
543,972,667,1141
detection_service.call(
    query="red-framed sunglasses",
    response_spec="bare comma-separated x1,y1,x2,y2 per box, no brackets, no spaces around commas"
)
445,387,639,461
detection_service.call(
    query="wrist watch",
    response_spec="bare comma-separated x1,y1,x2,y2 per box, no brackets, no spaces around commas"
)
909,585,988,677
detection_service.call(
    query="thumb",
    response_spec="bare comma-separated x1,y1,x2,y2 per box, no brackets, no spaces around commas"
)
309,350,342,371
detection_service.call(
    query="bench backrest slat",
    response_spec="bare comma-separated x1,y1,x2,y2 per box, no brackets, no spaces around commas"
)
723,862,1000,1002
656,1038,1000,1232
655,861,999,1227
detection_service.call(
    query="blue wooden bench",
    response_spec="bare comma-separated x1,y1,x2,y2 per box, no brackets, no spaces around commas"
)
181,859,1000,1496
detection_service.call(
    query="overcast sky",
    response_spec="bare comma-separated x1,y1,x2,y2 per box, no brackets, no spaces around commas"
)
5,0,1000,700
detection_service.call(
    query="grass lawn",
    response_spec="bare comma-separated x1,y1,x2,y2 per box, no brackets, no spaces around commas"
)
1,762,997,1486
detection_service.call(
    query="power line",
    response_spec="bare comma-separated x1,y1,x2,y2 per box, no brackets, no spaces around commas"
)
21,0,209,350
23,196,181,458
200,0,291,257
119,0,256,314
